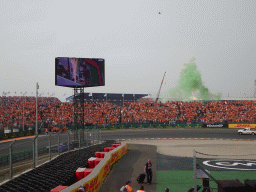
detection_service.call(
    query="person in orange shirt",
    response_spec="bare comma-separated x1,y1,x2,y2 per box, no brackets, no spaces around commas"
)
125,181,134,192
136,185,146,192
45,128,48,135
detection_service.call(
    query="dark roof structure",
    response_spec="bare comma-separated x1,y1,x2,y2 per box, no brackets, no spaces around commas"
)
66,93,149,102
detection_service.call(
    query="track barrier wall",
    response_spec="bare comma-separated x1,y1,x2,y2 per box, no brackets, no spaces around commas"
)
2,123,256,141
61,143,127,192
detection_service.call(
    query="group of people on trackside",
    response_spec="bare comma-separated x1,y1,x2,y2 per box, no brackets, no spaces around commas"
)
121,159,169,192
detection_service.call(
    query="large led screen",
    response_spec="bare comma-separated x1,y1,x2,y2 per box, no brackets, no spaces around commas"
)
55,57,105,87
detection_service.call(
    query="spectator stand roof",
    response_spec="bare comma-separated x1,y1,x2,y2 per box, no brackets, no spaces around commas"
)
66,93,149,102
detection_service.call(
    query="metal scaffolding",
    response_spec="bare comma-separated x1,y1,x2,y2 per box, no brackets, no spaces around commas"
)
73,87,85,142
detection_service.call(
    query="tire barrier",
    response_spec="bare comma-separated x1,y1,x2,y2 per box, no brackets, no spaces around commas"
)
0,140,116,192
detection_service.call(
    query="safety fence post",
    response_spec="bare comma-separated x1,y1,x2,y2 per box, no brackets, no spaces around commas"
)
33,135,38,168
58,132,60,156
78,129,81,150
86,129,88,147
68,130,71,152
9,140,16,179
83,129,85,147
92,128,94,145
49,134,51,160
97,128,99,144
99,128,101,144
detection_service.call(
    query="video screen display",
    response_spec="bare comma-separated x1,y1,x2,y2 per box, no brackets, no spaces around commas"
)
55,57,105,87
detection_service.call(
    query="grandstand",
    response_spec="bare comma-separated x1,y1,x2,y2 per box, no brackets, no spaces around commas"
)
0,94,255,191
0,95,255,132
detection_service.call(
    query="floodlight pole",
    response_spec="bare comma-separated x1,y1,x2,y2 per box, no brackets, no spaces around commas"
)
23,97,25,131
22,93,27,131
35,82,39,167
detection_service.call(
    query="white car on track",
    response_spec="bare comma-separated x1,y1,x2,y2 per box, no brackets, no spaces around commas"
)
238,127,256,135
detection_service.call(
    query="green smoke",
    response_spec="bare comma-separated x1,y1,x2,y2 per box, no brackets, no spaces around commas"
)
167,57,221,101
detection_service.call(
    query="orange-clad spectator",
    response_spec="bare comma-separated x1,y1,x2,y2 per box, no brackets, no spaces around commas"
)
125,181,134,192
45,128,48,135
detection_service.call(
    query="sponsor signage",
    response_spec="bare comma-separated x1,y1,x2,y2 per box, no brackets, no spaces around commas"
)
229,124,256,129
203,160,256,171
203,124,228,128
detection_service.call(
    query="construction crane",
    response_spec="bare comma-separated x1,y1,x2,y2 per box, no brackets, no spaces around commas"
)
155,72,166,103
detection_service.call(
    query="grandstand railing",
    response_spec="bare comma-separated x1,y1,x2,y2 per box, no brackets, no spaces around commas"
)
0,129,101,183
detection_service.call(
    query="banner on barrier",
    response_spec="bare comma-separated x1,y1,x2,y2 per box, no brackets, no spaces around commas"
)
229,124,256,128
71,145,127,192
203,124,228,128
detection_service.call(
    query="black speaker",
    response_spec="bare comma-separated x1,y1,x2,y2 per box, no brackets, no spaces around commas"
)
202,178,210,187
244,179,256,192
218,179,248,192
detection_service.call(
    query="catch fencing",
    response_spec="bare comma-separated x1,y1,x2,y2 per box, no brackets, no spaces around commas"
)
0,129,101,183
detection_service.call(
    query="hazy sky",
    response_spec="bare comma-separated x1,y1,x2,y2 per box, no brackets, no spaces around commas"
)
1,0,256,102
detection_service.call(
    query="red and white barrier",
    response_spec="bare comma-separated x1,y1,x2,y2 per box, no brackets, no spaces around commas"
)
104,147,115,152
84,168,93,177
95,152,101,158
94,158,103,167
99,152,107,158
60,144,127,192
76,168,86,181
88,157,97,168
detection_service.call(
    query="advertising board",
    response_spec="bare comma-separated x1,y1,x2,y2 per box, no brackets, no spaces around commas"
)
228,124,256,128
203,124,228,128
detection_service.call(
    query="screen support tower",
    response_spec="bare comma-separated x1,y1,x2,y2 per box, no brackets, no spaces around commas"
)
254,80,256,98
73,87,85,143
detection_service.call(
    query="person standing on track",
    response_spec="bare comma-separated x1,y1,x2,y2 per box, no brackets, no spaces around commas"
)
144,159,152,184
45,128,48,135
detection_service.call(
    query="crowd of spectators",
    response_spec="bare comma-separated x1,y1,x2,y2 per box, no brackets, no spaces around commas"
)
0,96,255,129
